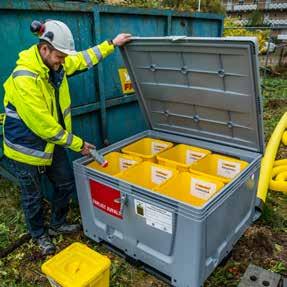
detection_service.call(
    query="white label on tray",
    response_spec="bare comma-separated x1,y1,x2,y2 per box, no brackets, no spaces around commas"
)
186,150,206,165
151,166,173,185
217,159,241,179
151,142,168,155
119,158,136,171
190,178,217,200
134,200,172,234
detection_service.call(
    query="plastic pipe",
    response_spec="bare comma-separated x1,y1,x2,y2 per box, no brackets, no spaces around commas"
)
257,112,287,202
282,131,287,145
269,160,287,192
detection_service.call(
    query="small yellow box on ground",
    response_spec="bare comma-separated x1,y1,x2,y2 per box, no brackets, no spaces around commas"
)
41,242,111,287
157,144,211,172
189,154,248,184
116,161,178,190
86,152,142,176
156,172,225,207
121,137,173,162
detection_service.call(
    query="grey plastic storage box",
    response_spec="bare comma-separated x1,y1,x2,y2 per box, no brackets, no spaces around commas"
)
73,37,264,287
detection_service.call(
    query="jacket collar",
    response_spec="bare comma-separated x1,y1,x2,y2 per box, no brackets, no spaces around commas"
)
33,45,50,79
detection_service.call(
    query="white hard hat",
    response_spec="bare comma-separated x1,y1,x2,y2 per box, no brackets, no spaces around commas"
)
39,20,77,55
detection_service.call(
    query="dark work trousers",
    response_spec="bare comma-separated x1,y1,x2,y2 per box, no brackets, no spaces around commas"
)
2,146,75,238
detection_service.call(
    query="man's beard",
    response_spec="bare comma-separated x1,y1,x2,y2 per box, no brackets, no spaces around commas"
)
42,56,60,71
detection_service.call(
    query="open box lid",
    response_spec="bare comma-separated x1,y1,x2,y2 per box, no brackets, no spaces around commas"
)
121,37,265,154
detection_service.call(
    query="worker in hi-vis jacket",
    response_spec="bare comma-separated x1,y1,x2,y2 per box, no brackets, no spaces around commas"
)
2,19,131,255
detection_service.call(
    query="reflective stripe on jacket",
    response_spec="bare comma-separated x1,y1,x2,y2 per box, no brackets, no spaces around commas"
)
3,41,114,165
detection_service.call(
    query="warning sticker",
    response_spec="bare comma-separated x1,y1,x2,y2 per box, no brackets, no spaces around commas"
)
186,150,206,165
89,180,123,219
151,142,168,155
151,166,173,185
118,68,134,94
119,158,137,171
190,178,217,200
217,159,241,179
134,200,172,234
135,199,146,217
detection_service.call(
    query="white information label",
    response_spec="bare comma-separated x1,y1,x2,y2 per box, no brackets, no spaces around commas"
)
151,166,173,185
186,150,206,165
217,159,241,179
119,158,136,171
190,178,217,200
134,200,173,234
146,203,172,234
151,142,168,155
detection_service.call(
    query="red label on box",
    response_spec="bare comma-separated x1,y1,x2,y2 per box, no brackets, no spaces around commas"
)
89,179,123,219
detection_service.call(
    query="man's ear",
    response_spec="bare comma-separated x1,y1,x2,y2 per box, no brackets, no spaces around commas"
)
39,44,49,56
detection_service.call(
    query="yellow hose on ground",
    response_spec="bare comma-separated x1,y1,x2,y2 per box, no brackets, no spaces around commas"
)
269,161,287,192
282,131,287,145
257,112,287,203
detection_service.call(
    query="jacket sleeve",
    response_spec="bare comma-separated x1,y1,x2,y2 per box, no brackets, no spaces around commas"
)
64,40,115,76
12,76,84,152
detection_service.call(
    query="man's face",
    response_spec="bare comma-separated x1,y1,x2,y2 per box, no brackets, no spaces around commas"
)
40,44,67,71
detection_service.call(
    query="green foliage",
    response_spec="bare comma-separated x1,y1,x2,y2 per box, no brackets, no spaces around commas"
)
224,17,269,54
194,0,225,14
262,77,287,139
84,0,106,3
260,193,287,231
120,0,160,8
247,10,264,27
205,261,241,287
269,261,287,274
0,178,26,250
121,0,225,14
0,223,9,249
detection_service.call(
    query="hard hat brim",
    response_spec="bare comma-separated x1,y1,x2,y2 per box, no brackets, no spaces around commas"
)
55,47,78,56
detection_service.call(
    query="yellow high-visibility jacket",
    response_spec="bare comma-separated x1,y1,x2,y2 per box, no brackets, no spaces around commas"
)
3,41,114,166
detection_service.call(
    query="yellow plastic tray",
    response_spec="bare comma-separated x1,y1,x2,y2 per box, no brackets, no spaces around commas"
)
121,137,173,162
157,144,211,172
190,154,248,184
155,172,224,207
86,152,142,176
116,161,178,190
41,242,111,287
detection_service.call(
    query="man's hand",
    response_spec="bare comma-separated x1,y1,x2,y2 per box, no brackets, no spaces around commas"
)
81,142,95,156
112,33,132,47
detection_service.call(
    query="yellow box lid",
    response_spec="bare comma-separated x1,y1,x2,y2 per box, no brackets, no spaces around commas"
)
41,242,111,287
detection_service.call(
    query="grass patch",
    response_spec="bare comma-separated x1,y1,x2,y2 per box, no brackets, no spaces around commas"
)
0,179,26,249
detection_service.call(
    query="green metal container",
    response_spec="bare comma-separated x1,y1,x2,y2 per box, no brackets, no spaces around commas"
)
0,1,224,199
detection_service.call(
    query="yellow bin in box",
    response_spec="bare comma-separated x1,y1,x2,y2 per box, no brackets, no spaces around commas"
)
190,154,248,184
121,137,173,162
41,242,111,287
157,144,211,172
87,152,142,176
117,161,178,190
156,172,225,207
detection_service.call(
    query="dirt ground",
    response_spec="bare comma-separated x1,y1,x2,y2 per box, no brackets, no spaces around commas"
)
1,77,287,286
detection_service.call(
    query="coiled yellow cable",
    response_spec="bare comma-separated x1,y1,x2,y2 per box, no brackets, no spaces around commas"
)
257,113,287,202
269,158,287,193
